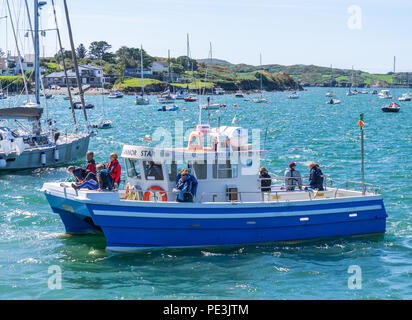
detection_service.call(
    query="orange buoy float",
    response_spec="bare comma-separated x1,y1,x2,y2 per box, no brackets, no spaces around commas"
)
125,183,130,200
144,186,167,202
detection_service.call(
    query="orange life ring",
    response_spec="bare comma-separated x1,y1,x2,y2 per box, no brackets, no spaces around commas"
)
144,186,167,202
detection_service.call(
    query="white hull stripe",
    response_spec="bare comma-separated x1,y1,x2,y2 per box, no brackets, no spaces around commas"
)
92,205,382,219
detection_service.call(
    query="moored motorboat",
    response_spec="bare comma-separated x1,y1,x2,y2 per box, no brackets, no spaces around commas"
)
108,91,124,99
235,90,245,98
42,120,387,252
398,93,411,102
184,94,198,102
378,90,392,99
158,105,179,112
92,119,112,129
382,101,400,112
288,91,299,99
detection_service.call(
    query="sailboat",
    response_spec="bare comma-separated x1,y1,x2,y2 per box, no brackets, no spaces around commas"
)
199,43,223,110
0,0,91,171
253,53,267,103
347,66,358,96
326,65,335,97
398,70,411,102
382,57,400,112
92,62,112,129
158,50,176,104
135,45,150,105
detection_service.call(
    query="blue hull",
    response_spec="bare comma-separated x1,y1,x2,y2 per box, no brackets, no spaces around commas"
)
44,194,387,251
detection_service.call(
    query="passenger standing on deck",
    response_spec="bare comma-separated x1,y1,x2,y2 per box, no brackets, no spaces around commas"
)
259,167,272,192
174,169,197,202
284,162,303,191
85,151,96,174
308,162,324,191
107,153,121,189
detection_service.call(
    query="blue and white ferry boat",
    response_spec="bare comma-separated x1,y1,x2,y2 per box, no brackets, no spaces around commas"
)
42,122,387,252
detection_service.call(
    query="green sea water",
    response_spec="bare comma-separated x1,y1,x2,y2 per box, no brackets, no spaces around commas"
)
0,87,411,299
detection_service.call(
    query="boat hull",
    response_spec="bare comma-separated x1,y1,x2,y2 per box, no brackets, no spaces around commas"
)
42,187,387,252
0,135,90,171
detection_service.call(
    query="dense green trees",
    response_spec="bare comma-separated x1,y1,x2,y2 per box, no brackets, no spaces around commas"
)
115,46,154,69
76,44,87,59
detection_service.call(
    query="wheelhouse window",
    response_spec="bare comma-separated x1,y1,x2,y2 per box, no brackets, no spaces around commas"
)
190,161,207,180
213,161,238,179
167,161,178,181
143,161,164,181
125,159,141,179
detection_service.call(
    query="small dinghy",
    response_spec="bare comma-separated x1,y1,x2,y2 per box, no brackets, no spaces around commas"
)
71,100,95,109
184,94,198,102
158,105,179,112
108,91,124,99
92,119,112,129
382,102,400,113
326,98,341,105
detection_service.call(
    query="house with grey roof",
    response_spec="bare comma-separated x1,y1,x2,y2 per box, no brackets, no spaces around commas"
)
43,64,104,88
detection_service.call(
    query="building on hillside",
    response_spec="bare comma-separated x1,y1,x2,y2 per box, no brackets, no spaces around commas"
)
0,53,36,75
124,67,153,78
151,60,169,74
43,64,103,88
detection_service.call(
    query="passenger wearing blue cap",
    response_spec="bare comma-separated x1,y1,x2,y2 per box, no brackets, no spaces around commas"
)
284,162,303,191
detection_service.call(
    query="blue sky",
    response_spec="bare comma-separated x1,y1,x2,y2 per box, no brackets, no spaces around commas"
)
1,0,412,73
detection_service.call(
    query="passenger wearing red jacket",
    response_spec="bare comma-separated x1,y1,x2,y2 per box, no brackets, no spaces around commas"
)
107,152,121,189
85,151,96,173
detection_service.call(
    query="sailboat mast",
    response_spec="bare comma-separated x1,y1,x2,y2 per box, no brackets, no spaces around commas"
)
63,0,88,122
260,53,263,97
34,0,40,105
51,0,77,127
140,45,144,96
210,42,213,96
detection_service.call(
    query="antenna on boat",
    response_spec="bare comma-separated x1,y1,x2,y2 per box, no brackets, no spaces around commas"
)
358,113,365,195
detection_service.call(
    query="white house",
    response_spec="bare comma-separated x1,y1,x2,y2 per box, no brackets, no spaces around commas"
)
151,60,169,74
44,64,104,87
0,53,36,76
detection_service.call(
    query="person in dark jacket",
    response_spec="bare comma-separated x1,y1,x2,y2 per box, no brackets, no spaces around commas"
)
174,169,197,202
96,163,114,191
259,167,272,192
308,162,324,191
107,153,121,189
67,166,96,183
85,151,96,174
67,166,98,190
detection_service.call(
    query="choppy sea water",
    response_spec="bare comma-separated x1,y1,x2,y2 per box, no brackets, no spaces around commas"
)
0,87,411,300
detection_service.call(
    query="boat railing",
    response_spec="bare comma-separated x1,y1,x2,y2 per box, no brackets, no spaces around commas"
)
259,176,379,195
258,175,333,190
344,181,379,195
124,188,346,204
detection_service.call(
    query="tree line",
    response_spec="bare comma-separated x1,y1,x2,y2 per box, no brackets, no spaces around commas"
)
53,41,199,75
